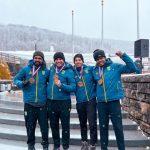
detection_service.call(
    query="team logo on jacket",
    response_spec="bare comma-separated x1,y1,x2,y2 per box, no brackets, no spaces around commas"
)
96,72,99,75
29,71,32,75
84,69,88,74
61,70,65,74
42,71,45,75
107,66,111,71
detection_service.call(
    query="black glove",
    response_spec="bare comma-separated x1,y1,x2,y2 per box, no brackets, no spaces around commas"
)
22,80,29,86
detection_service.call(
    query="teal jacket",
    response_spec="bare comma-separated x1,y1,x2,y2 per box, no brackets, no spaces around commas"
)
92,53,138,102
14,60,49,104
73,64,96,103
47,62,76,101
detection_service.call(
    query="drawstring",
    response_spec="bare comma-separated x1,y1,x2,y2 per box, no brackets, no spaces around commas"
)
82,76,89,101
102,71,107,103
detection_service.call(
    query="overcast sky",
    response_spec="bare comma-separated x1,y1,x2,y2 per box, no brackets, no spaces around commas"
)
0,0,149,41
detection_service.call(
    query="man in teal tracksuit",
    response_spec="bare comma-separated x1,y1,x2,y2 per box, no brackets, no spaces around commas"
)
92,49,138,150
14,51,49,150
47,52,76,150
73,54,97,150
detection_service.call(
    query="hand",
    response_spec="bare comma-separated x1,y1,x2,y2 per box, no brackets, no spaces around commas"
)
115,51,124,57
55,79,61,87
22,80,29,86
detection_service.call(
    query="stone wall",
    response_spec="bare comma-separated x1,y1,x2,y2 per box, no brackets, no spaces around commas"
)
122,74,150,136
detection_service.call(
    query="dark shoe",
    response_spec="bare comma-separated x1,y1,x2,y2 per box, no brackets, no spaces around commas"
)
90,145,96,150
28,145,35,150
81,141,89,150
43,145,49,150
53,147,60,150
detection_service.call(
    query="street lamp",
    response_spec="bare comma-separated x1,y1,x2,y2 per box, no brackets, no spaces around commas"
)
101,0,104,48
35,42,37,51
72,10,75,58
137,0,140,39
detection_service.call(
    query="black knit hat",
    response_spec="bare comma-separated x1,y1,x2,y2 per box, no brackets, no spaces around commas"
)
33,51,44,60
93,49,106,61
53,52,65,62
73,54,84,63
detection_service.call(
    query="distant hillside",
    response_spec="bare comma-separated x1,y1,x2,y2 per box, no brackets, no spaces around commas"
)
0,24,134,54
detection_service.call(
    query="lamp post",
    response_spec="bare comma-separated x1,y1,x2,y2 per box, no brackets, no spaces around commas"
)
137,0,140,39
72,10,75,58
101,0,104,48
35,42,37,51
136,0,143,69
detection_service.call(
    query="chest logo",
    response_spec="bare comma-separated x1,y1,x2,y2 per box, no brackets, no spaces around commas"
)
42,71,45,75
107,66,111,71
61,70,65,74
84,69,88,74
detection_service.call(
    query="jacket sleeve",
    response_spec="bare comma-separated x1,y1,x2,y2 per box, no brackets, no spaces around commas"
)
14,67,27,89
60,69,76,92
45,69,50,83
118,53,138,74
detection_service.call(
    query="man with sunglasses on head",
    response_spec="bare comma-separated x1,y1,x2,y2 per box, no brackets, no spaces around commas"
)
92,49,138,150
14,51,49,150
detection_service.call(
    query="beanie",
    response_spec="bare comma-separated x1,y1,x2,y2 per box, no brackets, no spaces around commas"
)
33,51,44,60
73,54,84,63
54,52,65,62
93,49,106,61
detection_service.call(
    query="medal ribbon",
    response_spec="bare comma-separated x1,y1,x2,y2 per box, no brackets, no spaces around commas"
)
75,66,83,79
55,64,65,74
98,67,103,78
98,67,107,103
32,66,41,76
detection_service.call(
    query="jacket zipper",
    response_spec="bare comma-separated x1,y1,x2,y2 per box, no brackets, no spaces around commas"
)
102,71,107,103
51,81,54,99
82,76,89,101
35,72,38,103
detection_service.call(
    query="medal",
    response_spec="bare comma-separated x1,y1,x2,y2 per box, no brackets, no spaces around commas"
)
98,79,103,85
75,66,83,79
53,74,59,85
53,74,59,80
78,81,83,87
29,78,35,84
98,67,103,85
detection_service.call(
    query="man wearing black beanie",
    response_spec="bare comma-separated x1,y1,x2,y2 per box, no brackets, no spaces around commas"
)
53,52,65,62
92,49,138,150
47,52,76,150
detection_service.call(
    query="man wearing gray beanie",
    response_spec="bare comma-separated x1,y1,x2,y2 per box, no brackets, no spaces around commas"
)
14,51,49,150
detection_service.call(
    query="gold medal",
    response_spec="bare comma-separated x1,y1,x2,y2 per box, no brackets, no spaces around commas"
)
29,78,35,84
78,81,83,87
98,79,103,85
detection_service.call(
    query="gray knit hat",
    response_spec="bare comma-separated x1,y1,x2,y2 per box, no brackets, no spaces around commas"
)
33,51,44,60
